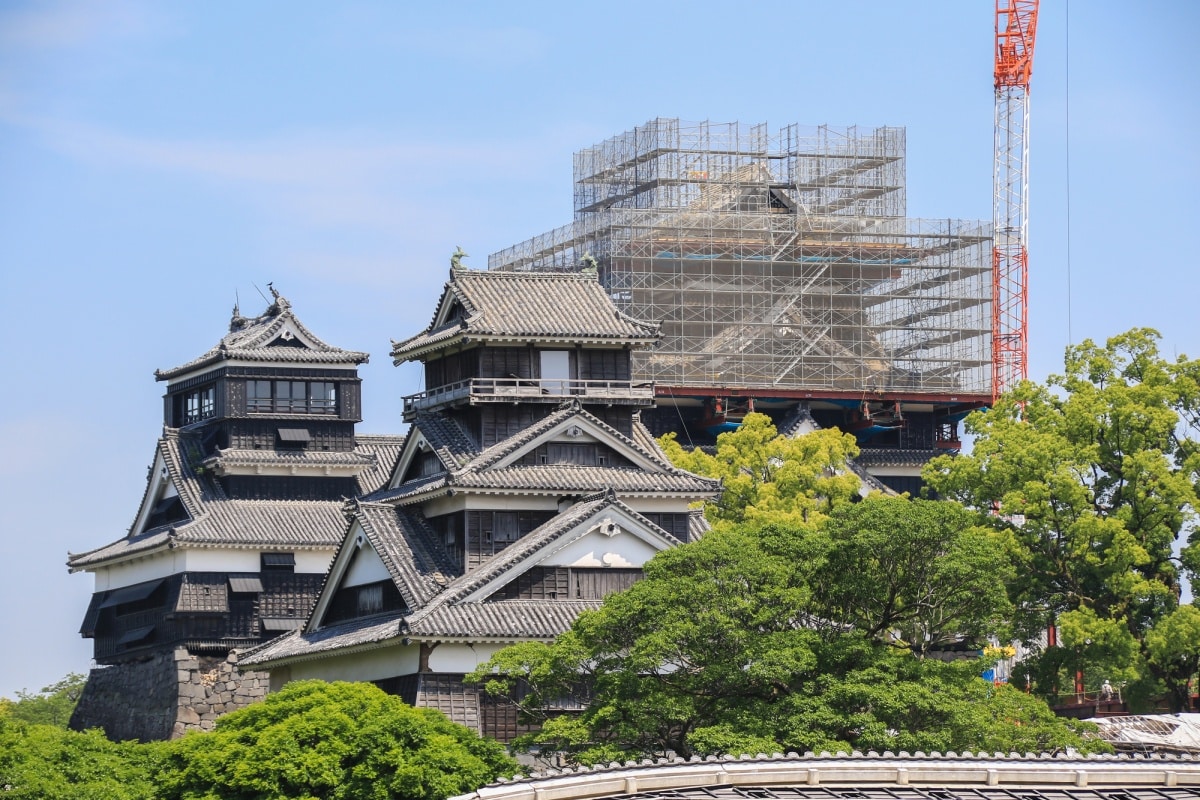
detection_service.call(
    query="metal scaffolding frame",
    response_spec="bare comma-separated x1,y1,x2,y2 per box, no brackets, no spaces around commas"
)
490,119,993,397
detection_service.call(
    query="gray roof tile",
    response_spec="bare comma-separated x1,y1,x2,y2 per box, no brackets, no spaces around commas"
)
392,270,659,362
156,294,368,380
67,430,403,570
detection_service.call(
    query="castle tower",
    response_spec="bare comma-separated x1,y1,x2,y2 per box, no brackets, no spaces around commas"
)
67,292,403,740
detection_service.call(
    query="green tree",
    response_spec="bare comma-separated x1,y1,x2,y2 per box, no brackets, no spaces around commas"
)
471,514,1096,764
812,497,1014,654
156,680,517,800
0,717,160,800
923,329,1200,709
1,673,87,728
658,412,862,528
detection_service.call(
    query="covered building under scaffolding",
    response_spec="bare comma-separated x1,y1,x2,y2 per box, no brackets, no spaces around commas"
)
489,119,993,493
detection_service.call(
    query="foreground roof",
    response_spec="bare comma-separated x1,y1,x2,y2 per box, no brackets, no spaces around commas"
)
454,752,1200,800
67,430,403,570
156,291,369,381
391,269,660,363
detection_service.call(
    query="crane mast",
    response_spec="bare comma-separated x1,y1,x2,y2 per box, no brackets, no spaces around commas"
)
992,0,1039,401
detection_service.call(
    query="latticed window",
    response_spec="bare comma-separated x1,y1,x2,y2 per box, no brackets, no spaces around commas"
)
183,385,215,424
247,380,337,414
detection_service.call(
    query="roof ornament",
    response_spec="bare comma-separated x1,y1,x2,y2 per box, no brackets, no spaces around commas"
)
266,282,291,314
450,246,469,274
580,252,599,275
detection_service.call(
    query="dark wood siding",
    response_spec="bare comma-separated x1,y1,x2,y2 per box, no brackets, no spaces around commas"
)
91,571,324,663
578,349,631,381
569,568,642,599
478,406,550,448
466,510,556,570
516,442,633,468
223,474,359,501
640,512,691,541
478,347,533,379
491,567,643,600
424,349,477,389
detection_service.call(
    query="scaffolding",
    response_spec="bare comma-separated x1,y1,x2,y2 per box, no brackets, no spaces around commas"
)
489,119,993,397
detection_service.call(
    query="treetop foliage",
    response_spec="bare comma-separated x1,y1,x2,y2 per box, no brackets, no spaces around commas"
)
156,680,517,800
923,328,1200,709
470,498,1100,764
0,672,86,728
658,412,861,528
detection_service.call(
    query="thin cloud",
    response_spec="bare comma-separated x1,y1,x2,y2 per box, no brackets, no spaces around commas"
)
0,1,160,51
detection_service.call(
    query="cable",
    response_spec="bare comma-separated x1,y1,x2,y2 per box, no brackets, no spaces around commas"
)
1065,0,1073,345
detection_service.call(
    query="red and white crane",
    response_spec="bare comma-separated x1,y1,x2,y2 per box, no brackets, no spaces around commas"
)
992,0,1039,401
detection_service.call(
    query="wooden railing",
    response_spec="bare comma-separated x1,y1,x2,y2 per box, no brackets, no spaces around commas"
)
403,377,654,416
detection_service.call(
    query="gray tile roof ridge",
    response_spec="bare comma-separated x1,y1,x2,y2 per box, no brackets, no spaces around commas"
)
155,297,368,380
202,449,377,467
361,474,449,504
240,612,406,666
397,269,659,363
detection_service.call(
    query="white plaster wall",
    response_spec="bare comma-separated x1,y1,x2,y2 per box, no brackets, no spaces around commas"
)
427,642,508,673
294,550,334,573
865,465,924,478
284,643,420,684
90,547,335,590
183,549,264,572
542,528,660,568
343,545,390,586
92,552,185,591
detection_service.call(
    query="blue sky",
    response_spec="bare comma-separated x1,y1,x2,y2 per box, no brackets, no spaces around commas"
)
0,1,1196,698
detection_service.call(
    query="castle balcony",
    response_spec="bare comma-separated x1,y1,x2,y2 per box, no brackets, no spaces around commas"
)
403,377,655,421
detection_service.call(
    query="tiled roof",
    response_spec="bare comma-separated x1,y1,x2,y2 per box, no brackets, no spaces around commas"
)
241,614,406,665
423,495,616,606
244,493,677,665
67,431,403,570
392,269,659,362
452,752,1200,800
156,294,368,380
353,502,457,607
412,412,480,469
406,600,600,638
371,405,720,506
352,434,406,494
459,465,716,495
854,448,944,468
204,449,378,470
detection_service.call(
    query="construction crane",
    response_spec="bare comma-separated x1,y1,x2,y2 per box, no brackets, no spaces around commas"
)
992,0,1039,401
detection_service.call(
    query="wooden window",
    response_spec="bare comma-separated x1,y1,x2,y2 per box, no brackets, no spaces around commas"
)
246,380,337,415
570,568,642,599
357,583,383,615
261,552,296,572
580,350,630,381
183,385,215,424
546,443,598,465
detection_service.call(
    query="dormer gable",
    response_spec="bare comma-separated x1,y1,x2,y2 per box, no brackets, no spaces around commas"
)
130,447,193,536
413,495,675,610
305,502,453,633
476,404,672,475
387,414,478,490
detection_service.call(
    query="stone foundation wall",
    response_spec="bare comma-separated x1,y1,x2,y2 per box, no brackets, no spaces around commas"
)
70,648,269,741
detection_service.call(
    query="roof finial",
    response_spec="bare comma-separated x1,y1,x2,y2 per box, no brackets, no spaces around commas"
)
450,246,468,273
